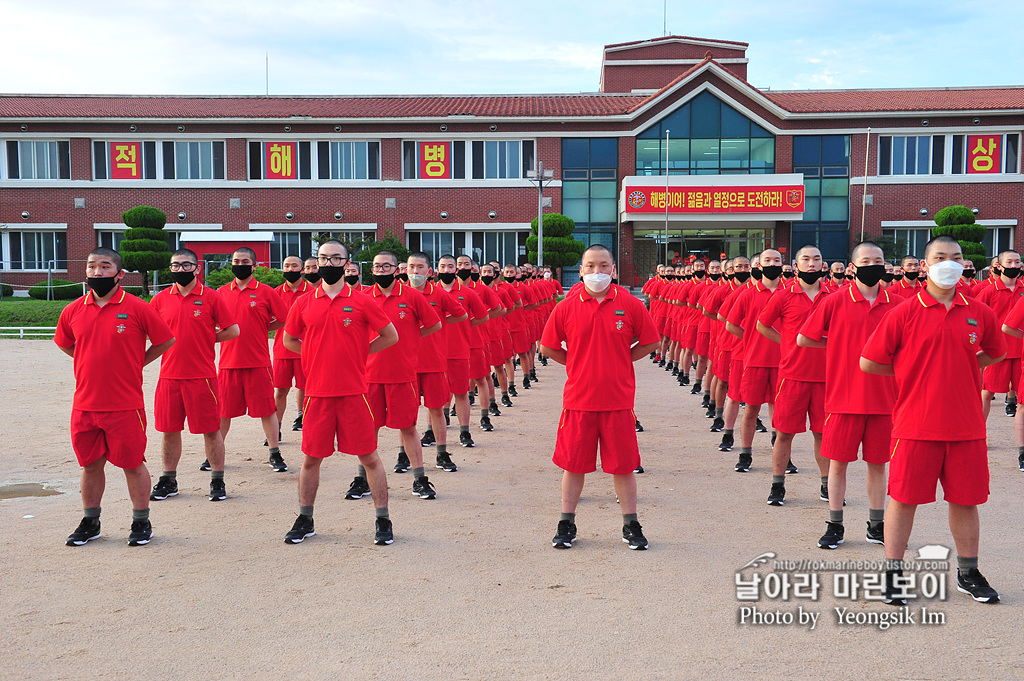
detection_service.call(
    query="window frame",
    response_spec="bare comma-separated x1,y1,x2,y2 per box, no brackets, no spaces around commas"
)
3,140,71,180
1,226,68,271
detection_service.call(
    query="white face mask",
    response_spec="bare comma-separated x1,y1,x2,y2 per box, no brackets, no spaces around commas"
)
543,272,551,280
927,260,964,289
582,272,612,292
408,273,427,288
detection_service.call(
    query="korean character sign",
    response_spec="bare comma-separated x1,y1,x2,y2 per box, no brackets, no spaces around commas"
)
419,142,450,179
109,142,141,179
967,135,1001,174
265,142,297,179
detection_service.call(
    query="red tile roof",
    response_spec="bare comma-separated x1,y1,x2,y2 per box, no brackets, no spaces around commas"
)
605,35,749,49
764,87,1024,113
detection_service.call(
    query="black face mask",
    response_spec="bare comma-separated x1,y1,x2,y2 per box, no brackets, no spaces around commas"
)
438,272,458,284
456,269,472,281
893,274,904,281
665,274,675,281
831,273,844,281
993,266,1002,277
283,271,303,284
732,271,751,284
232,264,253,281
516,275,523,282
708,272,723,281
845,274,855,280
761,265,783,280
880,273,895,283
344,274,360,286
904,271,920,281
503,275,516,283
304,272,321,284
1002,267,1021,279
87,275,119,298
319,266,345,285
374,273,395,288
471,272,480,282
783,271,796,279
750,268,763,281
397,273,408,282
693,270,706,279
962,270,976,280
798,270,825,285
171,271,195,287
854,264,886,287
481,275,495,286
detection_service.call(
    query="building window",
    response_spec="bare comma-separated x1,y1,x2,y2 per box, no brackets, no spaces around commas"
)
950,133,1020,174
269,230,375,267
878,135,942,175
791,135,851,261
405,230,524,267
1,230,67,270
5,141,71,180
93,141,224,180
401,140,535,179
878,133,1020,176
97,230,180,252
315,141,380,180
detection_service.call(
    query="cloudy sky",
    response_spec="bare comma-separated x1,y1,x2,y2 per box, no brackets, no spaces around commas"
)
2,0,1020,96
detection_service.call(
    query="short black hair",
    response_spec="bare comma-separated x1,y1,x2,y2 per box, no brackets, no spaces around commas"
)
408,251,433,266
900,254,919,266
923,235,962,258
850,240,883,261
172,247,198,263
582,243,615,262
233,247,258,263
375,249,398,265
437,253,457,265
88,247,122,270
318,240,349,258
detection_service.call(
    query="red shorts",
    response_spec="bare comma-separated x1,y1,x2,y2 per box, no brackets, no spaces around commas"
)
887,438,989,506
695,331,711,357
553,409,640,475
273,357,306,390
772,378,826,434
510,328,531,355
741,366,778,406
983,357,1020,393
418,371,450,409
487,340,505,367
727,359,745,401
218,367,276,419
70,409,147,469
667,318,679,343
684,324,698,350
469,347,488,381
367,382,419,430
447,358,471,395
301,395,377,457
656,316,667,335
714,350,733,382
500,330,515,361
821,413,892,464
155,377,221,434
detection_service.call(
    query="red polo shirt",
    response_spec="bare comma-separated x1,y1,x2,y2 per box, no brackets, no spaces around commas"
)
540,284,659,411
726,281,782,367
55,286,174,411
862,289,1004,440
497,280,525,330
283,284,392,397
799,283,900,414
151,282,236,379
889,277,925,298
717,283,749,353
273,280,315,360
972,276,1024,358
758,282,830,382
217,279,288,369
443,280,489,356
415,282,466,371
365,281,441,383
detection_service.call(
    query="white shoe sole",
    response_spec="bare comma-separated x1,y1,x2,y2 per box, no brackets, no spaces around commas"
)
284,531,315,544
66,533,101,546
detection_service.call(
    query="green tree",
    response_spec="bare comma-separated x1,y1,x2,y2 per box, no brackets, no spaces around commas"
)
932,205,987,271
353,232,409,281
526,213,586,268
120,206,171,296
203,265,284,289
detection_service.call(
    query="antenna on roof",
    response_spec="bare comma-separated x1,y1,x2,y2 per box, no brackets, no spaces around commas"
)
265,52,269,96
663,0,667,36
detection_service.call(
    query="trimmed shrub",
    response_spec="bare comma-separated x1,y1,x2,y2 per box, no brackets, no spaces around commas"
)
933,205,976,228
119,206,171,296
204,265,284,289
0,283,13,298
528,213,586,267
28,279,84,300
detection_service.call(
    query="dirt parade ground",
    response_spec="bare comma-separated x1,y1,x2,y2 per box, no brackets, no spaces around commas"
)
1,338,1022,680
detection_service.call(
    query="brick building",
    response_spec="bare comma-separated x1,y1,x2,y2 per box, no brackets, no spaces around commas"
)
2,35,1022,289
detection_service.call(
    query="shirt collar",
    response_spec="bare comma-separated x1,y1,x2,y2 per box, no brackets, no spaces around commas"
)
230,279,258,292
169,282,204,297
314,283,352,299
84,285,126,306
578,284,618,303
916,288,969,308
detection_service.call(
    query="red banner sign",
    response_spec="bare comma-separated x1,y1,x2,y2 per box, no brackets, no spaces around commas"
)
967,135,1001,174
265,142,296,179
109,142,141,179
624,185,805,214
419,142,450,179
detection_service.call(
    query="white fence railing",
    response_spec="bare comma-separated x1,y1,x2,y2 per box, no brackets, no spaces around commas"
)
0,326,57,339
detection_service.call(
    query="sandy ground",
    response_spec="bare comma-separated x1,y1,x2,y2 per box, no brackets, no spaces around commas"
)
1,338,1022,681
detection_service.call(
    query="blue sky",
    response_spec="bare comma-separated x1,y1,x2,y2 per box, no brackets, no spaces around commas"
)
2,0,1021,95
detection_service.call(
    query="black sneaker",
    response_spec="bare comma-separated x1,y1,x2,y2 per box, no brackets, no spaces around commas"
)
755,418,768,433
374,516,394,545
450,404,457,420
436,452,458,471
552,519,577,548
771,432,778,447
412,476,436,499
767,482,785,506
820,482,829,501
658,358,666,368
665,361,674,372
492,373,500,388
884,569,908,606
539,355,548,366
509,384,519,397
199,459,211,471
705,405,716,419
649,351,656,359
710,417,725,432
1006,399,1017,417
66,517,101,546
345,476,371,499
635,420,644,433
128,519,153,546
817,521,845,549
734,453,752,472
268,451,288,472
490,402,503,416
291,413,303,431
786,459,798,474
680,374,690,385
284,514,315,544
718,432,734,452
263,431,283,447
622,520,649,550
671,366,679,376
1018,452,1024,471
691,381,703,396
634,465,645,474
209,478,226,502
420,428,436,446
443,407,451,427
468,392,475,406
956,568,1000,603
480,415,494,431
530,369,538,382
865,521,884,545
501,394,514,408
394,451,411,473
150,475,178,501
459,431,475,448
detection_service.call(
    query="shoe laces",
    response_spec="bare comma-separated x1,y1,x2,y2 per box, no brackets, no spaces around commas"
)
962,568,990,587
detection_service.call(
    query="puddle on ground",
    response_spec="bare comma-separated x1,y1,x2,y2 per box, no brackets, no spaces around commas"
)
0,483,63,500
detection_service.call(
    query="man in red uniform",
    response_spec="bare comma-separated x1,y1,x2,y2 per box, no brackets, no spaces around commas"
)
798,242,899,550
541,245,659,550
479,262,513,414
303,258,320,285
689,260,722,393
699,259,740,420
274,255,314,435
217,247,290,472
150,248,239,503
711,258,751,433
492,262,523,401
447,255,494,432
973,250,1024,418
862,235,1004,605
506,263,539,391
281,240,399,545
355,250,442,500
889,255,925,298
57,248,175,547
458,255,502,427
757,244,831,506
